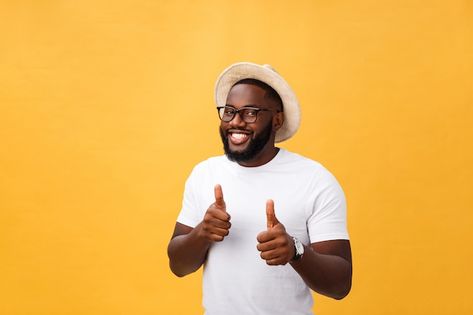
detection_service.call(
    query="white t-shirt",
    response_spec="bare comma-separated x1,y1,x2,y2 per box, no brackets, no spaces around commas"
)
177,149,349,315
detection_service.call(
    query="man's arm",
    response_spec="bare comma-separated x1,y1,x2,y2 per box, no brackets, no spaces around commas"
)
257,200,352,300
167,185,231,277
167,222,210,277
291,239,352,299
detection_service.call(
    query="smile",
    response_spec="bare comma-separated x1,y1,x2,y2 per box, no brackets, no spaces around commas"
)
228,130,251,145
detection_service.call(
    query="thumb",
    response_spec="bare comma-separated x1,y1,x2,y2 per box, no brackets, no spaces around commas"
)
214,184,226,210
266,199,279,229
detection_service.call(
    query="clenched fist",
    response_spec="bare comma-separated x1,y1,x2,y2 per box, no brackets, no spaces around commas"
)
256,199,295,265
198,184,231,242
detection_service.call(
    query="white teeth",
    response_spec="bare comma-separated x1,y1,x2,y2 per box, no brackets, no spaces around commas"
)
232,133,246,139
229,132,249,144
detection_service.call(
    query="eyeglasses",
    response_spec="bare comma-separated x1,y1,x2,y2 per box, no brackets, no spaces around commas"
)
217,106,272,123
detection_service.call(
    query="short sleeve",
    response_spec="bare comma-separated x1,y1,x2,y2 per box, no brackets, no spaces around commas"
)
176,166,204,228
307,169,349,243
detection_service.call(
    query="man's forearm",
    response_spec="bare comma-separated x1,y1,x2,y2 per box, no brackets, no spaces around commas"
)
290,245,352,300
167,223,210,277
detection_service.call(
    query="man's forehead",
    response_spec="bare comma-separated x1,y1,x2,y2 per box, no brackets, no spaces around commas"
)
226,83,268,105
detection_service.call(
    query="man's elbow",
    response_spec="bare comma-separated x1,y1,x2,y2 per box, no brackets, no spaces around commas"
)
169,263,185,278
331,280,352,300
169,262,191,278
171,269,188,278
169,260,200,278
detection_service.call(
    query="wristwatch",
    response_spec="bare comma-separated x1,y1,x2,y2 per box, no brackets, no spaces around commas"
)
292,237,304,261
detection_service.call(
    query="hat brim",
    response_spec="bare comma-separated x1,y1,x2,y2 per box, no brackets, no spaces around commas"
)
214,62,300,143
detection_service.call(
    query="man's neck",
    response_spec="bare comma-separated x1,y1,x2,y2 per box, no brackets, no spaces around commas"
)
236,147,280,168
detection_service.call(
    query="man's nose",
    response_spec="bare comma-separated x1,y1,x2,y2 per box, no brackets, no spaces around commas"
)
229,111,247,128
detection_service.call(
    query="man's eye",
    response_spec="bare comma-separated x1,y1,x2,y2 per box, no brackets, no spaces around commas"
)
244,110,257,117
224,108,235,115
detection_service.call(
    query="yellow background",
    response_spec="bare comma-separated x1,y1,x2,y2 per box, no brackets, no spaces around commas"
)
1,1,472,314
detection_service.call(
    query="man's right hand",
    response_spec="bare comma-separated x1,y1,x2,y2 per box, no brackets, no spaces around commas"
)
198,184,231,242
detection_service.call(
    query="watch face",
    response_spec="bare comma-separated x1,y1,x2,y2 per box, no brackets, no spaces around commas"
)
295,240,304,255
293,237,304,260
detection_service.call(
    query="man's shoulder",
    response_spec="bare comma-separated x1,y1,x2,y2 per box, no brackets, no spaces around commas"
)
189,155,228,174
194,154,227,167
280,149,338,181
280,149,324,169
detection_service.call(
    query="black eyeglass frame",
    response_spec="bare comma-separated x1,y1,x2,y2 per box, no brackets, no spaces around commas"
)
216,106,278,123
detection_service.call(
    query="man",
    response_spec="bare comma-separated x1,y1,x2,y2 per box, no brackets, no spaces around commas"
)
167,62,352,315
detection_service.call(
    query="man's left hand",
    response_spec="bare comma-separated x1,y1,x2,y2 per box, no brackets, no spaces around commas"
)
256,199,295,265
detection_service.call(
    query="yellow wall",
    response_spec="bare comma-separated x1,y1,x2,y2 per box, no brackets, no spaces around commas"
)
1,1,472,314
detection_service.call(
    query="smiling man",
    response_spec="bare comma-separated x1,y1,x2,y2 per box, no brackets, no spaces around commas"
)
167,62,352,315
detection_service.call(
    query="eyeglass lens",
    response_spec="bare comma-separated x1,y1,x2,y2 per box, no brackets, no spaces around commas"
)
219,107,258,123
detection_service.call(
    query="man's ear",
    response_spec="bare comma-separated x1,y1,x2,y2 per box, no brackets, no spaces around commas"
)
273,111,284,131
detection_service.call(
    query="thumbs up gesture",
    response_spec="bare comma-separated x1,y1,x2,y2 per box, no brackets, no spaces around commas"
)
256,200,295,265
198,184,231,242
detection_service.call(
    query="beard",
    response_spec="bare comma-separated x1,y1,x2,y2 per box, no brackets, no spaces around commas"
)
219,121,273,163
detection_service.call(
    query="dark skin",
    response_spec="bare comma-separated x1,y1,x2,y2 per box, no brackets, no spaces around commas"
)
167,83,352,300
